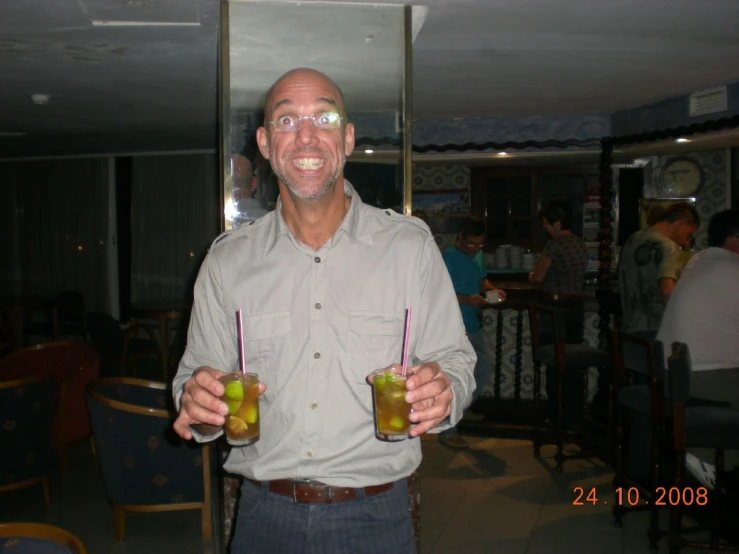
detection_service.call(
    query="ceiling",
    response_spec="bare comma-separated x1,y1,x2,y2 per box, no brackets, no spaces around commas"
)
2,0,739,158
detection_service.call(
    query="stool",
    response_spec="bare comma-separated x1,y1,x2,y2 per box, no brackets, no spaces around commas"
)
529,302,611,472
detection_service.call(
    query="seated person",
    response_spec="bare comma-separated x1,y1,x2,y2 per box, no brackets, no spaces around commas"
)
657,209,739,489
529,200,588,427
618,203,699,336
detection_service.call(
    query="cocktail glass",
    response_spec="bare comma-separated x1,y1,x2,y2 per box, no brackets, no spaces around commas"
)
372,366,411,441
219,373,260,446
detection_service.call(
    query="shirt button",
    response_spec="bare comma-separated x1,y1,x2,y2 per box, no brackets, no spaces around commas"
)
306,450,313,458
315,302,322,310
311,402,318,410
314,256,321,263
314,352,321,359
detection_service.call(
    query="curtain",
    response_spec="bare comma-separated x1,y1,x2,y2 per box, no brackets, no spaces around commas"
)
130,154,220,304
0,158,110,312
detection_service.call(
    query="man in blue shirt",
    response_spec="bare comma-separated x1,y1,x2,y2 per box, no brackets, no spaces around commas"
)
440,218,506,449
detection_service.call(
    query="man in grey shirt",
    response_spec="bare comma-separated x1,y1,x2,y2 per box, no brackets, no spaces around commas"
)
172,68,476,554
618,202,698,335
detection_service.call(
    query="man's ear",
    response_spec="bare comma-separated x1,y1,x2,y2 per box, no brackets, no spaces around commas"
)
343,122,355,157
256,127,270,160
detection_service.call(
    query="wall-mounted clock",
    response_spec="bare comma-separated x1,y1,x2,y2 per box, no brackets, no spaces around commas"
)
660,157,704,197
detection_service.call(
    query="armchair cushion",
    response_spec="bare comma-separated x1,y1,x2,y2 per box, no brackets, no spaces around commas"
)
0,342,99,446
617,384,650,415
685,406,739,450
86,379,204,506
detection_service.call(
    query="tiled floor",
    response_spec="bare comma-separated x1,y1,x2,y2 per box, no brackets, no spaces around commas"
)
0,432,720,553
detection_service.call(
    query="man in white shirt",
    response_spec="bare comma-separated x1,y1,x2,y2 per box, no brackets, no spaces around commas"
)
657,209,739,488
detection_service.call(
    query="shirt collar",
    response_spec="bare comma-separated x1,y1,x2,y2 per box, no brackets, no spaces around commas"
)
262,179,373,256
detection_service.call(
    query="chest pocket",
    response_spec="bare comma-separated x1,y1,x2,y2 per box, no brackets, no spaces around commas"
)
241,312,291,393
348,311,405,382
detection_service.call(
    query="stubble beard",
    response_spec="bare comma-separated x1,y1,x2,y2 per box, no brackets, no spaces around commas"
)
270,145,346,201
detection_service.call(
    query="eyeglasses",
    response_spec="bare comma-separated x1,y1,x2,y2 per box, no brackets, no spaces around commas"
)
266,112,343,133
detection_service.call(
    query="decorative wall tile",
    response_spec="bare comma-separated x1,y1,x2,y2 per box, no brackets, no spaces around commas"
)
412,165,470,190
481,308,601,400
643,149,729,249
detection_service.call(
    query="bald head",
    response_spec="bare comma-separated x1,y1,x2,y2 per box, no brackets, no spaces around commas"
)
263,68,347,124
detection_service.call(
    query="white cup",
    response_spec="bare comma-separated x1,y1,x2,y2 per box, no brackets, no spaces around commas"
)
485,290,501,303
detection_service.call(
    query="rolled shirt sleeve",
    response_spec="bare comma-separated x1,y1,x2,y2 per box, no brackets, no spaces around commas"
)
172,248,239,442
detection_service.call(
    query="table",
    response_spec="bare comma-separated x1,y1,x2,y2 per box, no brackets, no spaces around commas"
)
130,300,190,381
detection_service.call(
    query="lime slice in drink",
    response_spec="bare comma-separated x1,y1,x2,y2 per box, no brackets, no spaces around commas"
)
390,416,406,430
226,416,247,434
373,373,387,389
226,399,241,415
224,381,244,401
243,404,258,424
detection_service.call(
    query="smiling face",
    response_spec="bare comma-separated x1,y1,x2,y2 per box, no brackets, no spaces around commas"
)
256,69,355,201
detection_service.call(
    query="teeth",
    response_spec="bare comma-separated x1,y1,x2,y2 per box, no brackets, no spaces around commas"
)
293,158,324,170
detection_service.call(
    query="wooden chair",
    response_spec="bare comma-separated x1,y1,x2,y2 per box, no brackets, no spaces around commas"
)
0,376,55,506
0,341,99,472
0,522,87,553
86,312,159,378
529,302,611,471
667,342,739,553
86,378,212,542
611,331,668,548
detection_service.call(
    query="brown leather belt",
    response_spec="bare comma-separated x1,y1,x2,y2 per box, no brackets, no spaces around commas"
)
246,478,394,503
542,294,582,301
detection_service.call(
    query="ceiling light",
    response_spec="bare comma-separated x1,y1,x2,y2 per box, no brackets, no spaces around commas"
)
364,149,374,154
675,138,690,143
31,94,50,105
497,152,508,156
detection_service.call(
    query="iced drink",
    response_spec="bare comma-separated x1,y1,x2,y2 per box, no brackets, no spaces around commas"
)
219,373,260,446
372,367,411,441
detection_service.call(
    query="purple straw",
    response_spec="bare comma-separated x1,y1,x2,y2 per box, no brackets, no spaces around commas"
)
236,309,246,374
401,307,412,376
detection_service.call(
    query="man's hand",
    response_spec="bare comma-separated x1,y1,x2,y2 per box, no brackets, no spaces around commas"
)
404,361,453,437
173,366,267,440
467,294,489,309
495,289,508,301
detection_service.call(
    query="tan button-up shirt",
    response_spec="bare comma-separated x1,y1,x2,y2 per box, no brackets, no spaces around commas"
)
173,181,476,487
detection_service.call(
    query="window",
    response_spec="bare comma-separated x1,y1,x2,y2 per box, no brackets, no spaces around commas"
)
471,166,599,249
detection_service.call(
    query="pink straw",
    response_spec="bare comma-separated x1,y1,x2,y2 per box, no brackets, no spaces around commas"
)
236,309,246,374
401,307,412,376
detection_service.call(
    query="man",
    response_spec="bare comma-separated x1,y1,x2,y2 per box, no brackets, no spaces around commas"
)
172,68,476,554
618,202,699,335
439,218,506,450
657,209,739,489
230,149,269,227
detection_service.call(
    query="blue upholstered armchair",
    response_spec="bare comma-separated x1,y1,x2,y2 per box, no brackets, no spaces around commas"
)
0,522,87,553
0,376,56,506
85,378,212,542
